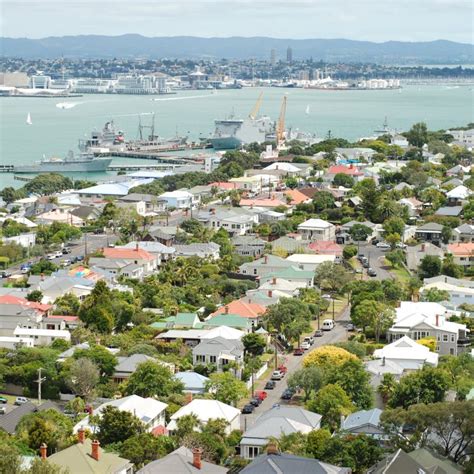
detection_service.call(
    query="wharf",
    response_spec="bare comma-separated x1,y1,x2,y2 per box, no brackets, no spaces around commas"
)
98,151,206,163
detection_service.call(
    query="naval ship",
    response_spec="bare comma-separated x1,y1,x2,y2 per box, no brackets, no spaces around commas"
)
209,93,275,150
14,151,112,174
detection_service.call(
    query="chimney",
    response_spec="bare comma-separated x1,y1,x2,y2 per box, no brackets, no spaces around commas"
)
185,392,193,404
135,242,139,251
272,277,277,285
264,255,268,264
266,442,279,455
268,290,273,298
436,314,439,326
421,243,425,252
78,428,85,444
340,415,346,428
225,306,229,314
192,448,203,470
382,356,386,366
40,443,47,460
91,440,100,461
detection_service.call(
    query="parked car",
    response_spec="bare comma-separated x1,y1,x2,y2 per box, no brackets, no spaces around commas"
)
61,259,71,267
362,261,370,269
278,365,288,375
376,242,390,250
368,268,377,277
396,242,407,249
62,248,71,255
0,396,7,404
304,336,314,345
271,370,283,381
0,271,12,279
293,348,304,356
346,323,355,331
322,319,335,331
0,406,6,415
301,341,311,350
255,390,268,400
250,397,261,407
21,266,31,274
314,329,323,337
242,404,254,414
14,397,28,406
47,253,56,261
371,238,380,246
76,255,84,261
281,388,294,400
264,381,276,390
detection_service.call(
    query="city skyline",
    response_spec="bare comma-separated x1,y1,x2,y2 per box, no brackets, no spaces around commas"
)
1,0,473,44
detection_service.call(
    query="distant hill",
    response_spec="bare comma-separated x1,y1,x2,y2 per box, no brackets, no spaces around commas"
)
1,35,473,64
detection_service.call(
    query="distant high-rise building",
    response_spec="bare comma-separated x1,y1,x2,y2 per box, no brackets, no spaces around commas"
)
286,47,293,64
270,49,276,66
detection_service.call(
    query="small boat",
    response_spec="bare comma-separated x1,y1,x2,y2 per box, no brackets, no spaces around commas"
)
26,112,32,125
56,102,77,109
305,105,310,115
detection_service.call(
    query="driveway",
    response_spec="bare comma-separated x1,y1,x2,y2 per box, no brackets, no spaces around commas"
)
241,305,350,430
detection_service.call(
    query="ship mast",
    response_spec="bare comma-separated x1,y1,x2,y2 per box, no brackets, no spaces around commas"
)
276,95,287,150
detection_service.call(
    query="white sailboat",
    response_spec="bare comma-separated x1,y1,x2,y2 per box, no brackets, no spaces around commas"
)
305,105,310,115
26,112,32,125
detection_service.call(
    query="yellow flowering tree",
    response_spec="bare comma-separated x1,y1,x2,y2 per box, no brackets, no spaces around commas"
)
303,345,357,369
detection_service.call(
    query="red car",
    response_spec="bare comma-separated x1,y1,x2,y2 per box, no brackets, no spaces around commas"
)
254,390,268,401
278,365,288,375
293,348,304,356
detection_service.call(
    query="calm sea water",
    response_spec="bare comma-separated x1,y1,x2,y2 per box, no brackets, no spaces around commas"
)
1,85,473,188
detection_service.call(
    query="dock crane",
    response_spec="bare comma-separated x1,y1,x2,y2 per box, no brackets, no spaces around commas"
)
276,95,287,150
248,92,264,120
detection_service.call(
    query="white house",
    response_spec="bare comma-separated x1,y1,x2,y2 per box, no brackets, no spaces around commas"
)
159,190,193,209
193,336,244,374
167,399,241,434
421,275,474,307
286,254,337,271
297,218,336,241
13,327,71,346
74,395,168,434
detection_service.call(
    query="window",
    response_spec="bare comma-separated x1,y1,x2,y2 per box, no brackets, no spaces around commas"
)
210,356,216,363
248,446,260,459
450,348,455,355
443,334,448,342
451,335,455,342
195,355,205,363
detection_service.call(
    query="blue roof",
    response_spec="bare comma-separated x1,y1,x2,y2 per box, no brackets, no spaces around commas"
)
342,408,382,430
175,371,209,390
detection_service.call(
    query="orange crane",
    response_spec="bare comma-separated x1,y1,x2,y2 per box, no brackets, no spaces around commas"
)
248,91,264,120
276,95,287,149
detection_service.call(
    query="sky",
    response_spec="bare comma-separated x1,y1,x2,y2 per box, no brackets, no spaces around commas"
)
1,0,473,43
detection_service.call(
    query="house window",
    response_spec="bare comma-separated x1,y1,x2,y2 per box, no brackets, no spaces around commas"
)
436,346,440,352
450,348,455,355
210,356,217,363
221,359,229,366
248,446,260,459
451,335,455,342
443,335,448,342
195,355,205,363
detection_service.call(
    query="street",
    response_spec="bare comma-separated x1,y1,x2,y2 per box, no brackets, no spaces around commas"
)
241,304,350,430
357,243,394,281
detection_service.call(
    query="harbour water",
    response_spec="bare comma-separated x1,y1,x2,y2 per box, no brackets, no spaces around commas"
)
0,84,473,188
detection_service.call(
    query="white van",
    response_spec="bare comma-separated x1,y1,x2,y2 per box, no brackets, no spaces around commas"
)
322,319,335,331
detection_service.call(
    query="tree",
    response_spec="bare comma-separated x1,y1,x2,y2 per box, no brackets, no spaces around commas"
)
242,333,266,356
175,414,200,440
333,173,354,188
439,353,474,399
28,457,70,474
65,358,100,401
348,224,372,244
303,345,357,369
385,249,405,268
343,244,358,260
383,217,405,237
378,373,397,404
287,366,324,401
0,444,23,474
351,299,380,334
65,397,86,418
441,254,464,278
97,406,144,445
74,345,117,378
373,305,395,343
119,433,175,469
357,178,381,222
26,290,43,303
24,173,73,196
314,262,350,293
421,288,450,302
418,255,442,279
307,384,355,430
388,367,450,408
78,281,114,333
441,226,452,244
53,293,80,315
312,191,335,212
406,122,428,148
126,361,183,398
205,372,248,406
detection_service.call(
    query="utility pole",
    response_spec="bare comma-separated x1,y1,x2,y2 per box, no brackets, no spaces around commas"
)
332,296,335,322
84,232,88,257
36,368,46,405
273,334,278,370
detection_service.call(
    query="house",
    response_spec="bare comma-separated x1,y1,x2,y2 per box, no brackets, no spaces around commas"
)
240,406,322,460
102,246,158,274
167,399,241,434
446,184,471,205
74,395,168,434
335,147,376,161
174,242,220,259
307,240,343,257
271,235,311,255
197,208,256,236
339,220,377,243
118,193,167,214
174,371,210,394
232,235,266,257
27,274,95,304
373,336,439,368
284,189,312,205
229,175,263,194
150,312,202,330
435,206,463,217
239,197,288,209
326,164,364,183
122,240,175,263
415,222,443,244
259,267,314,288
78,179,153,199
0,295,51,337
263,161,312,177
452,223,474,243
244,288,288,307
446,164,471,177
297,218,336,241
13,326,71,345
89,258,145,281
138,446,226,474
192,336,244,374
368,448,462,474
241,447,351,474
112,354,159,383
143,225,178,246
391,134,409,147
70,205,102,223
35,208,84,226
398,197,423,217
47,433,133,474
239,254,292,278
422,275,474,307
447,242,474,268
211,300,266,321
406,242,444,271
341,408,386,440
285,253,336,271
389,302,469,355
156,326,245,345
159,190,193,209
204,314,252,331
258,277,305,297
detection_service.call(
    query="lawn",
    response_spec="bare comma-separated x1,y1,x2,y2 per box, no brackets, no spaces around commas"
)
384,258,411,283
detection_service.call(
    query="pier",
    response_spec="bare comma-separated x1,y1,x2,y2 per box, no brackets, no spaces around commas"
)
0,165,14,173
97,151,206,163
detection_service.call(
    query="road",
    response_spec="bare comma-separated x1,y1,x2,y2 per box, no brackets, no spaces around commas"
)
241,305,350,431
357,243,394,281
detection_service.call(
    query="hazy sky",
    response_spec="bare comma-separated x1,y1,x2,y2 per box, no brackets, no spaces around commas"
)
1,0,473,43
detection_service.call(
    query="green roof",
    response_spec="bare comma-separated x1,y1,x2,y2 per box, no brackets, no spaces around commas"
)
261,266,314,281
205,314,251,329
175,312,199,326
407,448,462,474
150,312,199,330
150,321,169,329
48,439,131,474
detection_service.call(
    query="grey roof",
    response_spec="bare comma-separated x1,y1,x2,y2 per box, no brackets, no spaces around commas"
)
0,401,59,434
416,222,444,232
193,337,243,357
393,182,413,191
435,206,463,217
174,243,220,256
241,453,350,474
271,236,311,252
114,354,155,375
256,405,322,429
123,241,176,254
137,446,227,474
342,408,382,431
341,220,376,230
232,235,266,246
70,205,101,220
119,193,166,203
368,449,447,474
455,223,474,235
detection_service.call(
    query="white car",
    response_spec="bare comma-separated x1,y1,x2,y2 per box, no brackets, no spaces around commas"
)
396,243,407,249
376,242,391,250
47,254,56,260
14,397,28,406
271,370,283,380
301,341,311,350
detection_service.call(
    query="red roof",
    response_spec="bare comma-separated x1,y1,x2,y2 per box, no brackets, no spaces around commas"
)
447,243,474,257
328,165,363,176
151,425,168,436
209,182,237,190
103,247,155,261
47,315,79,322
240,198,287,208
211,299,266,319
308,240,343,256
285,189,310,205
0,295,51,312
